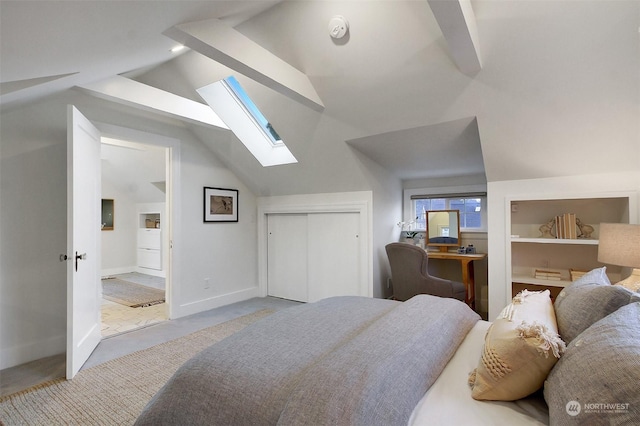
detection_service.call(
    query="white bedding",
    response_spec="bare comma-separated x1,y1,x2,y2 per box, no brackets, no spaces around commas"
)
409,320,550,425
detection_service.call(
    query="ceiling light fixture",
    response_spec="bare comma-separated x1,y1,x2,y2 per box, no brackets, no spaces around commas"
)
328,15,349,39
170,45,186,53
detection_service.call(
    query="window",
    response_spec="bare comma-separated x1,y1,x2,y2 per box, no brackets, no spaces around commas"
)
223,76,283,146
412,194,486,231
197,76,297,167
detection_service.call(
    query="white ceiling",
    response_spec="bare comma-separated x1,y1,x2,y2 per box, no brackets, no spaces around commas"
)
101,140,166,203
0,1,280,104
2,1,638,189
347,117,484,180
0,0,486,184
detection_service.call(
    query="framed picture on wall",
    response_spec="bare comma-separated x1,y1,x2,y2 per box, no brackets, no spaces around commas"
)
204,187,238,223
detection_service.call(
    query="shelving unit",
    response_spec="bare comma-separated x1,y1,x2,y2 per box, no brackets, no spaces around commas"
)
138,212,161,271
509,195,630,299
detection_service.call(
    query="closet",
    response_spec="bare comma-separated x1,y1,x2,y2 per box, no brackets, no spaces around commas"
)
266,212,362,302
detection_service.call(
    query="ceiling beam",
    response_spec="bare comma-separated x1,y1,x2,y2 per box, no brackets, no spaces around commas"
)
77,75,228,129
164,18,324,112
428,0,482,76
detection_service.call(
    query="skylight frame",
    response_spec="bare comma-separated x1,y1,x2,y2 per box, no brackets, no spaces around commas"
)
197,76,297,167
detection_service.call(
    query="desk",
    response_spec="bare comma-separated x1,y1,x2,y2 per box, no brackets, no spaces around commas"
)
426,251,487,309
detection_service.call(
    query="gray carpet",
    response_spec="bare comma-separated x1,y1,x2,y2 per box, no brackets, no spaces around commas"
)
102,278,165,308
0,310,273,425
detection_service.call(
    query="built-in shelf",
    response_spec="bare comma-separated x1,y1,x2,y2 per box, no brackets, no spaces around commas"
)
512,275,571,288
511,237,599,245
509,195,631,298
139,212,161,229
137,212,161,271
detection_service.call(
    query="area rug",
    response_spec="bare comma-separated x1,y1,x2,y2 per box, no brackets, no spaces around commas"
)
0,309,274,425
102,278,165,308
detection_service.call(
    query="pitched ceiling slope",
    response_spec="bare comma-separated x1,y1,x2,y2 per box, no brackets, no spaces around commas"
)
3,1,635,187
0,73,78,96
164,18,324,112
78,75,228,129
347,117,485,181
71,1,484,182
0,0,281,111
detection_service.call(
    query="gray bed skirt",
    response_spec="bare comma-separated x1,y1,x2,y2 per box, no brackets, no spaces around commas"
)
135,295,480,426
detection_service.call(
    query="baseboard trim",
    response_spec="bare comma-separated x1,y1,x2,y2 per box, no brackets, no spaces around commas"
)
1,334,65,370
101,266,136,277
135,267,166,278
172,287,261,319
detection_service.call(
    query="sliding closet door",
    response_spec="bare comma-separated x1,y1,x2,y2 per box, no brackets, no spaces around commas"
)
307,212,361,303
267,214,308,302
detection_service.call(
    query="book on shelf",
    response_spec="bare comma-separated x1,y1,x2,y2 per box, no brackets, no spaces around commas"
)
555,216,563,238
570,268,587,281
554,213,577,239
535,269,563,280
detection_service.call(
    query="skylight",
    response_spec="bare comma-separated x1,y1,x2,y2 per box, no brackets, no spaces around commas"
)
197,76,297,167
224,76,283,146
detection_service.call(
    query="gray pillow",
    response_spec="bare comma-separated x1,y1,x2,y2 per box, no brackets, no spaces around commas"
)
554,267,640,343
544,302,640,424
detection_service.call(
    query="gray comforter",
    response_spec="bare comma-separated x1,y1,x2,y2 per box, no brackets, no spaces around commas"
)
135,295,480,426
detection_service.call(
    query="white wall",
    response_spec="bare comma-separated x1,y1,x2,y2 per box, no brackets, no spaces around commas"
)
0,93,261,369
100,179,138,276
349,148,403,299
0,140,67,369
487,171,640,320
172,136,260,318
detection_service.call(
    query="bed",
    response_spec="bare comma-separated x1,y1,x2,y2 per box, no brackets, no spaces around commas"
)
135,268,640,425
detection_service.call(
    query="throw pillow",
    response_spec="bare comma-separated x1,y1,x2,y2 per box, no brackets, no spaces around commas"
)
554,267,640,344
469,289,565,401
544,302,640,424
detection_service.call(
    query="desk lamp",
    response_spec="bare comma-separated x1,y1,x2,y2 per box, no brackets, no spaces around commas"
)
597,223,640,292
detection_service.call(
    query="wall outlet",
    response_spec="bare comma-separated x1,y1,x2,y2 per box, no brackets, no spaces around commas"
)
204,278,210,289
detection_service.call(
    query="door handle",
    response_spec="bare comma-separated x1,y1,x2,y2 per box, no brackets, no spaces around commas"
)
75,251,87,272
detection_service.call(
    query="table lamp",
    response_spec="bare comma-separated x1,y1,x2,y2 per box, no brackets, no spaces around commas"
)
597,223,640,292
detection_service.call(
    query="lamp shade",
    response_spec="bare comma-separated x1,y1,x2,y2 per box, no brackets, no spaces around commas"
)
597,223,640,268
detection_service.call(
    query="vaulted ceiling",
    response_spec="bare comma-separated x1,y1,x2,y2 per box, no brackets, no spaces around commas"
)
2,1,638,193
0,0,486,185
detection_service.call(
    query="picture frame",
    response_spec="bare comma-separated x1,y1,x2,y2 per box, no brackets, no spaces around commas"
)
204,187,238,223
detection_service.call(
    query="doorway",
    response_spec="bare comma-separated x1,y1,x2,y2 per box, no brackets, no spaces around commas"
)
100,139,170,337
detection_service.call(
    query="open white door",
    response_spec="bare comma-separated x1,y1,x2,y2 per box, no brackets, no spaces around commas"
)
66,105,102,379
